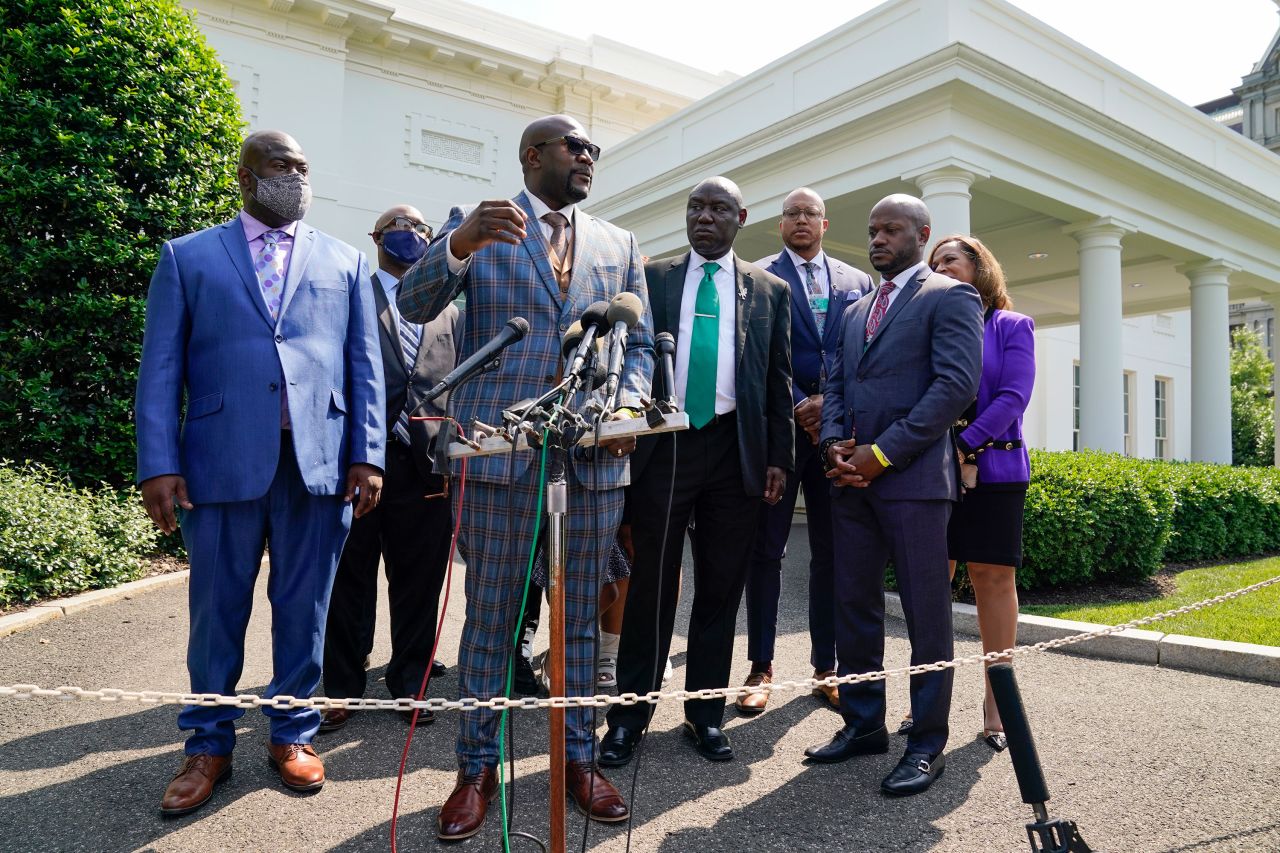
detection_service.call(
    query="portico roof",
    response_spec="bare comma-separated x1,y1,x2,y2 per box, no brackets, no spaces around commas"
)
587,0,1280,327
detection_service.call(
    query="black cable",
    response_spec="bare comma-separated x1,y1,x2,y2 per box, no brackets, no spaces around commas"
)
623,429,679,853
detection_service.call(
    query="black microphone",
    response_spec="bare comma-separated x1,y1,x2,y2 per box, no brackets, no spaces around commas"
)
565,301,609,382
987,663,1051,807
602,292,644,408
655,331,677,410
423,316,529,403
561,321,607,390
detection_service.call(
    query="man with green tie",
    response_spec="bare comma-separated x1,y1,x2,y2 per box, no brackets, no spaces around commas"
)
598,176,794,766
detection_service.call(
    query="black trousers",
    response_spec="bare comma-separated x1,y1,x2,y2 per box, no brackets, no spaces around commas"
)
322,439,452,699
608,414,762,729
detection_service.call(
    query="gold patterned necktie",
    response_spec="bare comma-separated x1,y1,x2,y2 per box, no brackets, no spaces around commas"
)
541,211,571,294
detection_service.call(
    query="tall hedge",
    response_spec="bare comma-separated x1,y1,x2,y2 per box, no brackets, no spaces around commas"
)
0,0,243,487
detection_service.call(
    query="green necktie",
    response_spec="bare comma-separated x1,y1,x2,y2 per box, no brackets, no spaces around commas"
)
685,261,720,428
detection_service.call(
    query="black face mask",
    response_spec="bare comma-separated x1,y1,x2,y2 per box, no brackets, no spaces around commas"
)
249,169,312,222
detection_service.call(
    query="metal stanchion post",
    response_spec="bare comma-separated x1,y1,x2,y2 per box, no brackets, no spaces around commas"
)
545,444,568,853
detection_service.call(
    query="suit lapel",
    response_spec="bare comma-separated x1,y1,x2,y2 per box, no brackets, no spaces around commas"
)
276,223,315,323
849,294,873,372
824,261,853,350
664,255,687,337
735,260,753,371
219,221,274,329
515,190,562,307
371,276,409,375
777,256,820,344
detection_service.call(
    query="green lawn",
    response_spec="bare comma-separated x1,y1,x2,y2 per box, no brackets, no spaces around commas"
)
1020,557,1280,646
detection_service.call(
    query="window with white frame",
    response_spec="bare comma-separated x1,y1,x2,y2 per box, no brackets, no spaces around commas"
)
1072,362,1080,452
1154,377,1171,460
1123,371,1135,456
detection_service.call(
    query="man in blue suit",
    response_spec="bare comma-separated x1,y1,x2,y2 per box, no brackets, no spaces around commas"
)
737,187,870,716
135,130,385,815
398,114,652,840
805,194,982,797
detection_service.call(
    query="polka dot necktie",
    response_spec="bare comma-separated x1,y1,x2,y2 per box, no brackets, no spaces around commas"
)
254,229,287,320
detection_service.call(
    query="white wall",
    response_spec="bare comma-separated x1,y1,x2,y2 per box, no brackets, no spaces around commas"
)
1023,311,1192,460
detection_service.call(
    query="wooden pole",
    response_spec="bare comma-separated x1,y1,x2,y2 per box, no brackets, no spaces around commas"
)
546,465,568,853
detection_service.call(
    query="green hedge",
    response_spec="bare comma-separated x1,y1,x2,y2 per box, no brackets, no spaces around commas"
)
0,462,157,607
1016,450,1280,589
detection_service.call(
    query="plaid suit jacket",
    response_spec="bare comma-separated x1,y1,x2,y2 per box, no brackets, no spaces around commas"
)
398,190,654,488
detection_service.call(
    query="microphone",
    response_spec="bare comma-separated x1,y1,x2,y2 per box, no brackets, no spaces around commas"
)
560,321,607,390
564,301,610,383
423,316,529,403
602,292,644,408
987,663,1051,807
655,331,677,410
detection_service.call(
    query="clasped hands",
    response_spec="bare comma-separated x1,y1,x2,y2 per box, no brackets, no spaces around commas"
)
825,437,886,488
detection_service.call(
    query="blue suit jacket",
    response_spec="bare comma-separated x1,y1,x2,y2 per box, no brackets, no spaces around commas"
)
821,268,982,501
757,251,871,404
135,216,385,504
397,190,654,488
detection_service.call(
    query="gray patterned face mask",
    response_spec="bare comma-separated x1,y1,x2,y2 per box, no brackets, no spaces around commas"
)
249,170,312,222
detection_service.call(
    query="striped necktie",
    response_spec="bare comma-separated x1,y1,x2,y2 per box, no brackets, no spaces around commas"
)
394,309,422,444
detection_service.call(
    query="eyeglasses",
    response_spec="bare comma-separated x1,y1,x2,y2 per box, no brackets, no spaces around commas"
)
782,207,824,221
376,216,432,239
533,135,602,161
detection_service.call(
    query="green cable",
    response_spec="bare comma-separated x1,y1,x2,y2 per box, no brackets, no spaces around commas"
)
499,434,550,853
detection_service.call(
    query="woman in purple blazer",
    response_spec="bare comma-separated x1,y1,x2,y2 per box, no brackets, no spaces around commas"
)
898,234,1035,751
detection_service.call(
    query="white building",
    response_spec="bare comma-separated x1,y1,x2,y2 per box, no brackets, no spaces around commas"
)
187,0,1280,465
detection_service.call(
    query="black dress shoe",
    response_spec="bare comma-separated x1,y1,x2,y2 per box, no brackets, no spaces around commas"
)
431,660,447,678
598,726,642,767
803,724,889,763
512,652,539,696
683,721,733,762
881,751,945,796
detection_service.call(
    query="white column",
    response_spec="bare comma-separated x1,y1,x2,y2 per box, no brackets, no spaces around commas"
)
1178,261,1237,464
904,160,988,246
1065,218,1133,454
1262,292,1280,467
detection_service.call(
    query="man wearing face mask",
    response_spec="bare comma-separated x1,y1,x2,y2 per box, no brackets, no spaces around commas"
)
136,130,385,815
318,205,462,733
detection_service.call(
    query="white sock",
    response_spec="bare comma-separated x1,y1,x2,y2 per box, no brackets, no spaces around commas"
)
598,630,620,658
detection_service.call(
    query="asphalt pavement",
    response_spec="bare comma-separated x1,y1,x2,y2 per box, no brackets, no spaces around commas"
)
1,536,1277,852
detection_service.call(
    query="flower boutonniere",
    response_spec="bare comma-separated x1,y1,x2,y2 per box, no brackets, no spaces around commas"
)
737,282,747,302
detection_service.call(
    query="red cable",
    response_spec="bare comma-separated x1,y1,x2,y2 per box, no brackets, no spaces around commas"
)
390,419,467,853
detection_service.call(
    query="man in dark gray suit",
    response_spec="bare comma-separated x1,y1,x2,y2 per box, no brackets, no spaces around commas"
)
599,176,793,766
738,187,871,715
804,194,982,797
320,204,461,731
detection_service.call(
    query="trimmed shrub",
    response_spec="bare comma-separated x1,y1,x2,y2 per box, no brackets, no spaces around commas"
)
0,462,157,607
0,0,243,488
1230,327,1275,468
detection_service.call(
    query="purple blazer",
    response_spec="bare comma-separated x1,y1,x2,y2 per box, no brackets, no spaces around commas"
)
956,308,1035,486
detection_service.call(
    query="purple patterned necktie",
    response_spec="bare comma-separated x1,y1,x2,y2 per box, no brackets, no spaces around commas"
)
254,229,287,320
864,280,896,343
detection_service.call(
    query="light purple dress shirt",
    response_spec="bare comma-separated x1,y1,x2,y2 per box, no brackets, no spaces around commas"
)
239,209,298,428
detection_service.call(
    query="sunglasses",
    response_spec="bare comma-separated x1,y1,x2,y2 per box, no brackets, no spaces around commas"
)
533,135,601,161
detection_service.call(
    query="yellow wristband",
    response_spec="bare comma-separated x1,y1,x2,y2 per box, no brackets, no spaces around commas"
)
870,443,891,468
613,406,641,419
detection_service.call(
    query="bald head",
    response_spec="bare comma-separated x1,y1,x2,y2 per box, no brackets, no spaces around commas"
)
375,204,426,233
519,115,586,170
236,130,310,227
692,176,745,209
780,187,828,258
867,194,931,277
519,114,595,207
371,204,430,276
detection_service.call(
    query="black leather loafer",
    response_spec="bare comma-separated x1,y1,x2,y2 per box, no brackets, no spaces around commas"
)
683,721,733,761
598,726,642,767
803,724,889,763
881,751,945,796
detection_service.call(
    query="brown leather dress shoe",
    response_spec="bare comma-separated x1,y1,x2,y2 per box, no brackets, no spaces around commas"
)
319,708,353,733
812,669,840,709
735,670,771,715
438,767,499,840
565,760,629,822
160,753,232,816
267,743,325,792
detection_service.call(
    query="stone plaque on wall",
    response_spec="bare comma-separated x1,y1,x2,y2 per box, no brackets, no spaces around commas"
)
406,115,497,183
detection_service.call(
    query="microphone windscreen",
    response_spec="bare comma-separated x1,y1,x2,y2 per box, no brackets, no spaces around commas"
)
606,291,644,327
506,316,530,338
561,321,584,359
655,331,676,355
580,301,610,329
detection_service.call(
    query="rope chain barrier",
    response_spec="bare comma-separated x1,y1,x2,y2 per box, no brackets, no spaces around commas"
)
3,573,1276,713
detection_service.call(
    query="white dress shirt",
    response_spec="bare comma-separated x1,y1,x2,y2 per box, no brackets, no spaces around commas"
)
445,194,576,273
785,246,829,299
675,249,737,416
375,266,422,344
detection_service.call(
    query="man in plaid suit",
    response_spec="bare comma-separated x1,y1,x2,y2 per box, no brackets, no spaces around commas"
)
398,114,653,841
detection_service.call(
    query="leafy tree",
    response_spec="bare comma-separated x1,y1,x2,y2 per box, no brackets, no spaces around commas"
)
1230,326,1275,467
0,0,243,487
